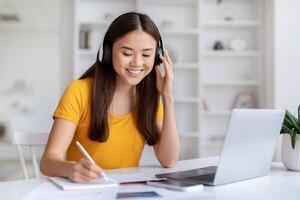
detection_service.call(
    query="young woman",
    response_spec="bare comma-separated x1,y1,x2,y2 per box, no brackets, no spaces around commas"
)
40,12,179,183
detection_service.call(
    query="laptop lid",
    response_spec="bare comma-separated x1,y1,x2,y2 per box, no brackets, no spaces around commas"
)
213,109,285,185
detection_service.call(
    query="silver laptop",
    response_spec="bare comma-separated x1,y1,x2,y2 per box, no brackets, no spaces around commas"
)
156,109,285,186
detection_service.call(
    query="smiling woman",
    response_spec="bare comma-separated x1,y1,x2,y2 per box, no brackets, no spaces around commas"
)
40,12,179,184
112,30,157,86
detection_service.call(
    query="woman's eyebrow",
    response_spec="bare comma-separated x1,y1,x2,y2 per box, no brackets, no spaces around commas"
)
121,46,133,51
120,46,154,52
142,48,154,52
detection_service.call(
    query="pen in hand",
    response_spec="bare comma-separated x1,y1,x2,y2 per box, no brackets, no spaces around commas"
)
75,141,111,182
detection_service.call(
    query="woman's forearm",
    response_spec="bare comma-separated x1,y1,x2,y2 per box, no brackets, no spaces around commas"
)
40,155,74,178
155,96,180,167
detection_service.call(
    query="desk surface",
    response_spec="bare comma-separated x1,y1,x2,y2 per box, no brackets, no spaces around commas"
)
1,157,299,200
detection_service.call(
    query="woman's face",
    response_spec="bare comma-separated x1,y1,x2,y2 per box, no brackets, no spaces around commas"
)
112,29,157,86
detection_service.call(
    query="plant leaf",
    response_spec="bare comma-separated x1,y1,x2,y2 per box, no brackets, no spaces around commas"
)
283,116,294,129
298,105,300,125
280,124,290,133
289,128,294,137
291,131,296,149
285,110,300,131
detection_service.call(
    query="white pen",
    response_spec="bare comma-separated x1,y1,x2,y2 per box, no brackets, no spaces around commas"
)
75,141,110,182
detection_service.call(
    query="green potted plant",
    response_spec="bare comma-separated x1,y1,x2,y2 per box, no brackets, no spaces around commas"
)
280,105,300,171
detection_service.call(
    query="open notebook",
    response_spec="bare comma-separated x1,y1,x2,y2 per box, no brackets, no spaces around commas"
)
48,177,118,190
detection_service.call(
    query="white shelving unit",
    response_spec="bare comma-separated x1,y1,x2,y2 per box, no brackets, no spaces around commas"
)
203,20,260,27
199,0,266,156
72,0,269,160
203,50,260,57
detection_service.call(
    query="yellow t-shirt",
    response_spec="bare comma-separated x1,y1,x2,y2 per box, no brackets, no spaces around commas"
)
53,78,163,169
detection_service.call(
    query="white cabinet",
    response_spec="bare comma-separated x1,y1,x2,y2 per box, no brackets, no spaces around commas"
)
72,0,270,160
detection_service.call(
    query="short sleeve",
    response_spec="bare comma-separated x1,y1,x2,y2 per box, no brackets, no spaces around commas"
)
156,101,164,121
53,80,84,125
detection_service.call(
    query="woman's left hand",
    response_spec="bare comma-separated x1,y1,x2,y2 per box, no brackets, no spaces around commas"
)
155,50,174,100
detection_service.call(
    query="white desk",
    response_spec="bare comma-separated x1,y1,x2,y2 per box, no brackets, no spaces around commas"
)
0,157,299,200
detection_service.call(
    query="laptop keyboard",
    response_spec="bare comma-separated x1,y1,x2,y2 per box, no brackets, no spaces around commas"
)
156,166,217,180
185,173,216,183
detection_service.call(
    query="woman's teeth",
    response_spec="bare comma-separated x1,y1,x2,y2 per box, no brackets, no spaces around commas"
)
126,69,143,76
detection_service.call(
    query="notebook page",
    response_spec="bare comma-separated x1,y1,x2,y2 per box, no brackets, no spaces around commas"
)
108,172,164,183
48,177,118,190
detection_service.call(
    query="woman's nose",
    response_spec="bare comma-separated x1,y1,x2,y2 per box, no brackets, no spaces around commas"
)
131,55,143,67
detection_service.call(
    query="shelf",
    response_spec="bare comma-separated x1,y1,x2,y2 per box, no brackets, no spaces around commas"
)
161,28,199,35
78,49,96,57
203,111,231,117
78,21,109,28
203,20,260,27
140,0,197,6
178,131,199,138
175,97,199,103
200,140,223,147
0,140,12,145
0,23,58,32
203,80,260,87
203,50,260,57
173,62,198,69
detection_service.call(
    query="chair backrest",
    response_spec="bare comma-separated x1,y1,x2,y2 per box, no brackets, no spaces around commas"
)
11,131,49,179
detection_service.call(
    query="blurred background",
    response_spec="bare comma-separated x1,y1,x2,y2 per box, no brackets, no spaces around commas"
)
0,0,299,181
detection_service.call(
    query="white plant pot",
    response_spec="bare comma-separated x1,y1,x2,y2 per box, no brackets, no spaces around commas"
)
282,134,300,171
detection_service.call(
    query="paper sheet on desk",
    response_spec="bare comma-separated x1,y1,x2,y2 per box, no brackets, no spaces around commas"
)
22,181,212,200
48,177,118,190
22,182,110,200
108,172,164,183
116,184,212,199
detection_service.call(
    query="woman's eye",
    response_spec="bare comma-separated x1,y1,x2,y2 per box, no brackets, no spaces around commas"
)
143,54,151,57
122,52,132,56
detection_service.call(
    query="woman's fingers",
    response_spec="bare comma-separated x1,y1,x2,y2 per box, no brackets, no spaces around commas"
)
77,174,94,183
159,52,173,80
155,65,162,78
67,158,104,183
80,158,103,177
69,162,94,183
164,50,172,65
80,165,99,179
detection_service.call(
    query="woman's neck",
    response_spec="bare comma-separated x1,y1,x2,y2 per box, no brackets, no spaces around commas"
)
110,78,136,116
115,78,135,95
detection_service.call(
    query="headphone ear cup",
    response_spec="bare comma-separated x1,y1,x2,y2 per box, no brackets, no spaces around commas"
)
102,44,112,65
154,46,163,66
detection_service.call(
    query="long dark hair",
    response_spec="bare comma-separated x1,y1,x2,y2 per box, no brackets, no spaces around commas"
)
80,12,161,145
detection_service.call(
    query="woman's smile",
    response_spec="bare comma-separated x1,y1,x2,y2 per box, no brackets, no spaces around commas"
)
126,68,145,77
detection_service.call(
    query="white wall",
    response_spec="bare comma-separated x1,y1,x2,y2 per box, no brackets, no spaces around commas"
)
0,30,60,126
273,0,300,161
0,17,61,159
60,0,74,92
0,30,60,159
274,0,300,111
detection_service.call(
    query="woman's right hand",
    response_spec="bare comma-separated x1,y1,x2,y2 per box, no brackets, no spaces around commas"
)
67,158,104,183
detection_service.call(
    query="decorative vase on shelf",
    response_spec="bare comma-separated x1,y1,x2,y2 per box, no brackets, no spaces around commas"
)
282,134,300,171
213,41,224,50
229,38,248,51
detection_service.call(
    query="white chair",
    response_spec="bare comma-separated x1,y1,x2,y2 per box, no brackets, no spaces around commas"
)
11,131,49,179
